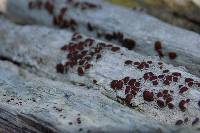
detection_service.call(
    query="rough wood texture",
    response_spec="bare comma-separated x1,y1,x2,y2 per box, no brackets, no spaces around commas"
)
0,0,200,132
1,0,200,77
0,17,200,132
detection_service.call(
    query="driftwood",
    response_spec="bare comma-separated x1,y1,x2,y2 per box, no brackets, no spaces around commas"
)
0,0,200,132
1,0,200,77
0,17,200,132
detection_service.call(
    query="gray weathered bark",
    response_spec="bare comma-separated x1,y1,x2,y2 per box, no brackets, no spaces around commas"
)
0,0,200,132
0,17,200,132
1,0,200,77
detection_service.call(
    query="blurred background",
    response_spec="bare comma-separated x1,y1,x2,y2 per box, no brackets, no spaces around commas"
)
108,0,200,33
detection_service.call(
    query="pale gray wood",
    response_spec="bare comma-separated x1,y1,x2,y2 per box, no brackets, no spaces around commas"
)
1,0,200,76
0,61,187,133
0,17,199,132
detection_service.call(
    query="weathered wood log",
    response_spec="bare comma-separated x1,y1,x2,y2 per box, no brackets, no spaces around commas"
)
1,0,200,77
0,17,200,132
0,58,195,133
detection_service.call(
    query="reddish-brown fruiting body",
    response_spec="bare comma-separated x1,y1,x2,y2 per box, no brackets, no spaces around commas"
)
123,77,130,84
157,92,163,97
157,100,165,108
56,64,64,73
125,60,133,65
168,103,174,109
77,67,84,76
125,94,133,105
115,80,124,90
122,38,136,50
168,52,177,59
111,47,120,52
143,90,154,102
154,41,162,50
179,86,189,94
179,100,187,112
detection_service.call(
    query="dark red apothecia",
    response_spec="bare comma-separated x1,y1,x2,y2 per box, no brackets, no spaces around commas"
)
179,100,188,112
179,86,189,94
185,78,194,83
28,0,101,31
109,58,200,126
143,90,154,102
168,103,174,109
154,41,178,59
28,1,138,52
111,47,120,52
103,31,136,50
154,41,162,50
109,65,200,123
122,38,136,50
115,80,123,90
110,77,142,106
56,63,64,73
37,0,199,121
110,80,118,89
157,92,163,97
57,33,121,76
44,1,54,14
128,61,152,70
168,52,177,59
93,79,97,84
77,67,84,76
157,100,165,108
125,60,132,65
125,94,134,105
123,76,130,84
154,41,164,58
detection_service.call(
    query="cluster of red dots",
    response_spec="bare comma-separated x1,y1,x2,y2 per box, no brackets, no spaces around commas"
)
28,1,199,127
144,70,182,86
111,59,200,125
145,90,174,109
154,41,177,60
125,60,153,70
110,77,141,106
124,60,184,86
28,1,136,52
110,75,177,110
28,0,54,14
125,60,170,71
53,7,78,31
98,31,136,50
184,78,200,88
28,1,183,64
28,0,100,31
56,33,120,76
53,0,100,31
